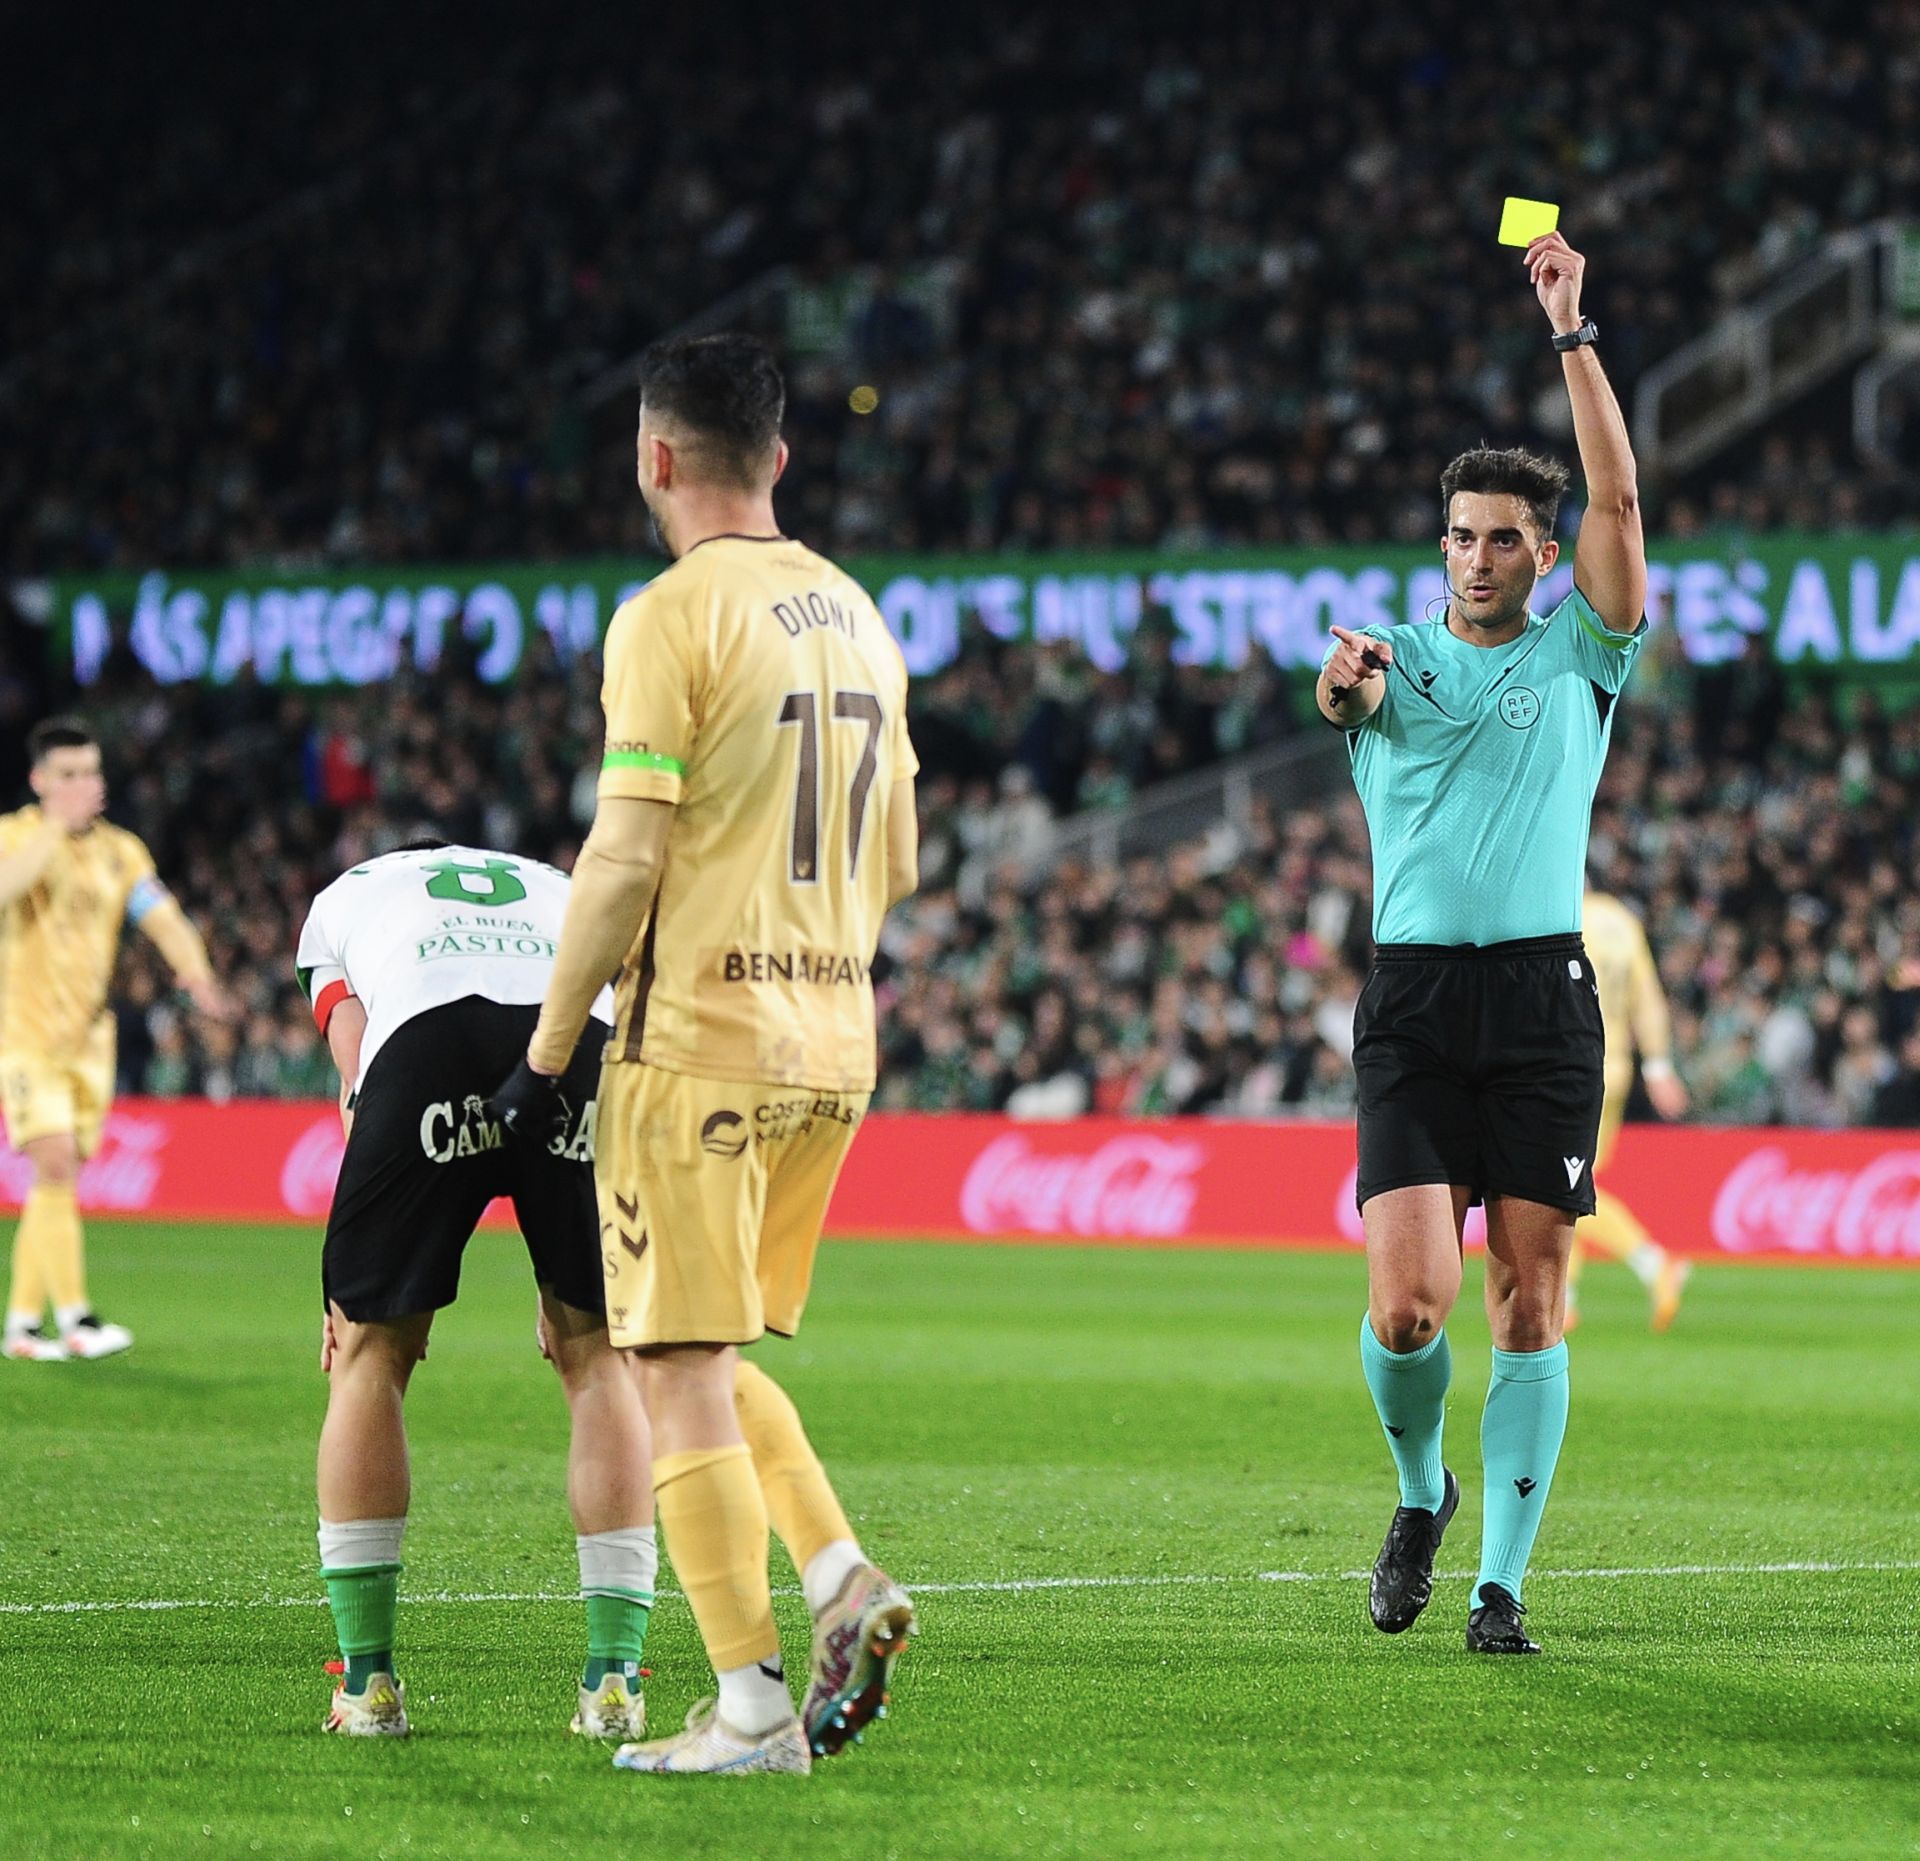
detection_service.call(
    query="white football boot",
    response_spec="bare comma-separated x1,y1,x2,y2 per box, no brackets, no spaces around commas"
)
4,1322,70,1362
62,1314,133,1359
612,1698,810,1776
572,1669,647,1739
322,1671,410,1737
802,1564,917,1758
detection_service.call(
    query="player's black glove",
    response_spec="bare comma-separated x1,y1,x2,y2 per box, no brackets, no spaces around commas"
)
488,1056,572,1149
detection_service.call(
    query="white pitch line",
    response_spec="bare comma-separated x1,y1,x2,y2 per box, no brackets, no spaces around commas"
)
2,1559,1915,1619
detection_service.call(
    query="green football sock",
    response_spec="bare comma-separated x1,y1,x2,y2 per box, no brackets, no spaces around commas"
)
323,1565,401,1691
583,1592,652,1688
1359,1315,1451,1512
344,1650,395,1690
1475,1341,1570,1607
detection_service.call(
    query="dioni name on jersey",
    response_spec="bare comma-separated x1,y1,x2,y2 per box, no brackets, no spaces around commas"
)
771,590,864,639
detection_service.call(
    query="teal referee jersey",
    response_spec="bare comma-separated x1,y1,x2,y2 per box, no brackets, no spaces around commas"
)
1326,586,1642,945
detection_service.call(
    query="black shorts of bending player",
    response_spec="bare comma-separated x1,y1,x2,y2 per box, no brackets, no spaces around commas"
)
323,998,609,1323
1352,934,1605,1218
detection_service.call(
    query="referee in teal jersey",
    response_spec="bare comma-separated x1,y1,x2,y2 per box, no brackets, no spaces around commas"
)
1315,233,1646,1656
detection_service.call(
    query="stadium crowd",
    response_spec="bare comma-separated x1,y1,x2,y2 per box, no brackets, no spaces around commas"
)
880,654,1920,1129
7,1,1919,1129
7,2,1919,581
7,611,1913,1130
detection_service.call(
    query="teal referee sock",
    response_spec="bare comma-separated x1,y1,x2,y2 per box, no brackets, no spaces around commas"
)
1358,1316,1451,1513
1475,1341,1570,1606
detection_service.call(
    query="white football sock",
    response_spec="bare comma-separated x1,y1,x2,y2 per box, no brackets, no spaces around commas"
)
318,1515,407,1572
1627,1242,1666,1289
802,1539,867,1616
54,1302,91,1331
716,1655,793,1736
577,1524,658,1599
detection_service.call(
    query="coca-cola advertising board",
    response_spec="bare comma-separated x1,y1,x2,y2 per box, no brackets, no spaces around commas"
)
1,1102,1917,1265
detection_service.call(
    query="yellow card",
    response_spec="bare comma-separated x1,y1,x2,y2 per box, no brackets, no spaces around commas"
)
1498,197,1560,247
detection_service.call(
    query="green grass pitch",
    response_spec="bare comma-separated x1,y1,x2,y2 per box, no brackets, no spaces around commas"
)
1,1221,1915,1860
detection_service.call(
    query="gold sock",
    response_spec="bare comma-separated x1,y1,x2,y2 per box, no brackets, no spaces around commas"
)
1576,1188,1655,1267
6,1202,48,1325
734,1359,854,1573
654,1443,780,1673
33,1183,88,1313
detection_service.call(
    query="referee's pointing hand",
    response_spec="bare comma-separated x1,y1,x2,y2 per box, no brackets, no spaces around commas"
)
1327,624,1392,696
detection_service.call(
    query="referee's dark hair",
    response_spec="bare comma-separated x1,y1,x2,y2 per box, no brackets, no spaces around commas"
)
637,334,786,490
27,716,96,765
1440,446,1572,541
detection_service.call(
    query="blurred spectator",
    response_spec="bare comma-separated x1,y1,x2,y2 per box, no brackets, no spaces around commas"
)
143,1015,195,1098
1870,1028,1920,1127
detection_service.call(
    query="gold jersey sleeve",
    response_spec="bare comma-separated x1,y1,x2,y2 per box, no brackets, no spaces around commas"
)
600,536,917,1093
1582,890,1670,1079
0,810,153,1055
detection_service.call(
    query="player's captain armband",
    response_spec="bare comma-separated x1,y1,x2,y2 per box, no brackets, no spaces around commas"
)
602,745,686,777
599,738,687,803
298,963,354,1034
125,875,170,923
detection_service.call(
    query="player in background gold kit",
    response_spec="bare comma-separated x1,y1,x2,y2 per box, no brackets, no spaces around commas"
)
1,719,228,1361
492,335,920,1778
1569,888,1691,1332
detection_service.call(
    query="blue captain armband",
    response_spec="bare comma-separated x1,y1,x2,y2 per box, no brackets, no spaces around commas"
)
126,876,169,923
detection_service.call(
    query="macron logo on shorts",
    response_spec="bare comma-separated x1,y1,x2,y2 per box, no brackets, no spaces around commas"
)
1563,1156,1585,1188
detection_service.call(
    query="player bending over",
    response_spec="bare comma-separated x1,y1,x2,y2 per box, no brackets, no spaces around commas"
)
302,838,894,1743
1317,233,1644,1655
493,334,921,1777
298,840,654,1738
2,718,227,1362
1568,887,1690,1332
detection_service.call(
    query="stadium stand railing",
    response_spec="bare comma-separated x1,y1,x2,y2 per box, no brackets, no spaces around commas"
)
1031,731,1347,878
1634,219,1915,479
582,267,795,409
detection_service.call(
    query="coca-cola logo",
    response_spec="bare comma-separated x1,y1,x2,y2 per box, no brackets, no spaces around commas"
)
0,1112,169,1211
281,1116,348,1217
1711,1146,1920,1260
960,1132,1202,1238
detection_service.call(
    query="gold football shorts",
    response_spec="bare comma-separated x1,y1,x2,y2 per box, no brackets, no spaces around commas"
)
594,1061,868,1349
0,1017,116,1157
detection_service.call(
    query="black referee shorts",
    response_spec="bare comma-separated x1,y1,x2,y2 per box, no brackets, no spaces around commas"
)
1352,933,1605,1217
323,998,608,1323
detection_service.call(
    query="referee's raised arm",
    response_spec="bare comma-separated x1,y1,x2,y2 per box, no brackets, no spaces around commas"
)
1527,231,1646,634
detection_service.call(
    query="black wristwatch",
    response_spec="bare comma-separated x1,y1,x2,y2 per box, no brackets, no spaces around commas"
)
1552,316,1599,352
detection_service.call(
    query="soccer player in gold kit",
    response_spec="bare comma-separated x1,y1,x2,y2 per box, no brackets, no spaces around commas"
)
492,335,920,1777
1569,888,1691,1332
1,719,227,1360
